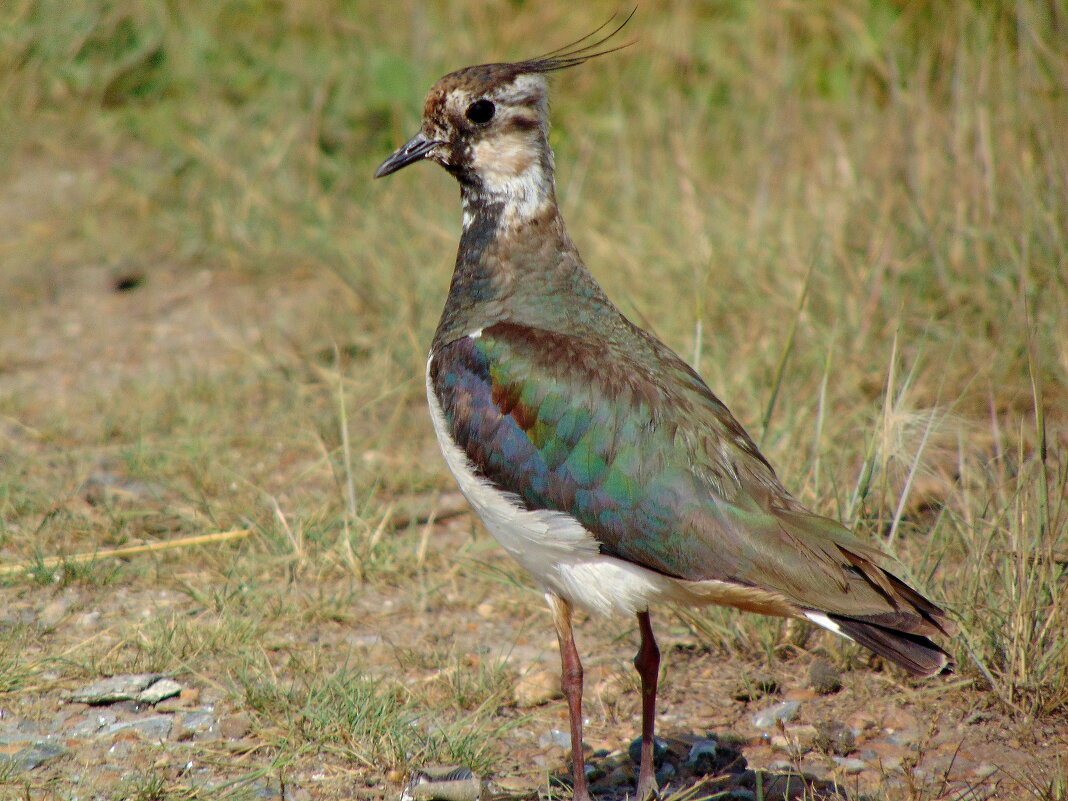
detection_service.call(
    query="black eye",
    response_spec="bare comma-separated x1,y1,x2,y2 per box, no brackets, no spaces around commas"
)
465,99,495,125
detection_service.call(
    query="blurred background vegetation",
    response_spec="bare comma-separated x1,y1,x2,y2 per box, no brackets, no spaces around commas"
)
1,0,1066,792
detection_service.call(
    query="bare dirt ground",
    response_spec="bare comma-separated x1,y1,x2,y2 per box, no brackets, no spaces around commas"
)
1,158,1065,801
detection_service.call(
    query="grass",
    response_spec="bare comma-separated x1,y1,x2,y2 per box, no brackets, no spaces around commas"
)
1,0,1066,798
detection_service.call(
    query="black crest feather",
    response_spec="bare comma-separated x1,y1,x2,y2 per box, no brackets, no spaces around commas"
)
516,8,636,74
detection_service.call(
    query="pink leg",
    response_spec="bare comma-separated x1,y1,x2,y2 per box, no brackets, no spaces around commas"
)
547,593,591,801
634,610,660,800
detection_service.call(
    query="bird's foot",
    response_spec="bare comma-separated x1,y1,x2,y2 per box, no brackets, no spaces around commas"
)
634,772,659,801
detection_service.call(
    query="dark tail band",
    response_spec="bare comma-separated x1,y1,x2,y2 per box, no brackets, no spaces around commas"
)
829,614,954,677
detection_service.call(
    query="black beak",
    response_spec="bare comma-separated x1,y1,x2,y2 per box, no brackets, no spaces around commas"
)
374,132,442,178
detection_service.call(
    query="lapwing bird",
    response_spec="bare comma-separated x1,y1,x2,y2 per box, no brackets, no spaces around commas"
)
375,19,955,801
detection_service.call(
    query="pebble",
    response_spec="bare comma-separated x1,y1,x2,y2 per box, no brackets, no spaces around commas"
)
813,720,855,756
537,729,570,749
882,707,918,731
655,761,676,783
103,715,173,741
807,659,842,695
173,710,216,741
135,678,182,705
513,667,561,708
66,712,119,737
750,700,800,729
401,766,484,801
68,674,166,705
770,724,817,756
0,741,71,771
38,599,71,628
883,729,919,746
628,735,668,768
685,737,720,773
832,756,866,774
218,713,251,740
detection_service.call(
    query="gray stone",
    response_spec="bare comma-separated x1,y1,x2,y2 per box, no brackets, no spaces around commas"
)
136,677,182,704
685,738,719,773
102,714,173,740
813,720,856,756
750,700,801,729
807,659,842,695
538,729,570,749
0,717,44,745
66,711,119,737
628,735,669,768
174,709,216,739
719,791,756,801
1,741,71,771
654,761,676,783
832,756,867,774
401,766,484,801
68,673,164,705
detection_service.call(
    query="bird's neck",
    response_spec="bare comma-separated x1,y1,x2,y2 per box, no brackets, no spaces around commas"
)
458,150,556,231
431,154,619,350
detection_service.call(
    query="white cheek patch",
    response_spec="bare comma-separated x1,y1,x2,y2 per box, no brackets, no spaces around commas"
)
468,133,552,223
472,135,536,179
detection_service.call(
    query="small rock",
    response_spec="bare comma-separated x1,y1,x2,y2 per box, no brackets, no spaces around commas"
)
103,715,173,741
750,700,800,729
846,710,879,735
218,713,251,740
732,675,780,701
514,667,561,708
1,741,71,771
537,729,570,749
66,712,118,738
172,710,216,741
813,720,855,756
832,756,866,774
136,678,182,705
807,659,842,695
81,471,163,506
770,724,817,756
862,740,908,764
628,735,668,768
685,738,719,773
882,707,918,732
68,674,165,705
718,791,756,801
883,729,919,746
655,761,676,783
38,599,70,628
594,764,635,789
401,766,485,801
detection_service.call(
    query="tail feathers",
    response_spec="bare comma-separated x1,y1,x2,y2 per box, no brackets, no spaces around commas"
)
828,614,954,677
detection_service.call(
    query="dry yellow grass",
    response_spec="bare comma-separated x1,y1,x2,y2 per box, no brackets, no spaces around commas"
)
1,1,1066,798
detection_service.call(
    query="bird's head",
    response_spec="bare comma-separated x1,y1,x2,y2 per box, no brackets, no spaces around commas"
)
374,13,633,201
374,64,551,186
